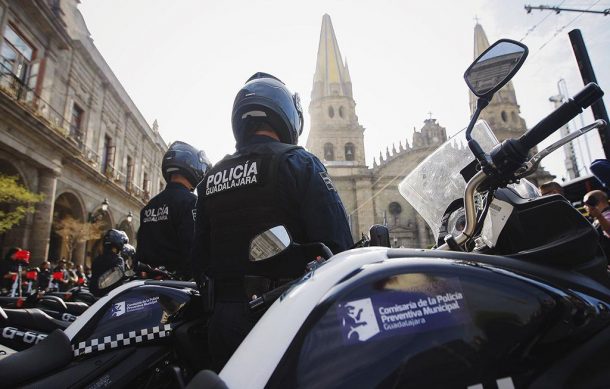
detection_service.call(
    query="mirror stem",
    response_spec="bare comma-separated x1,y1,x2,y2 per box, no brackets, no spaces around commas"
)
466,98,490,163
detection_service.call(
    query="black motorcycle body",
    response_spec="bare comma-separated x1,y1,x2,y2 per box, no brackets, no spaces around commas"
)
0,280,207,388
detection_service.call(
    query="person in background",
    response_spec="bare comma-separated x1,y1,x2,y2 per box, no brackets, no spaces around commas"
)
136,141,210,279
37,261,52,291
583,190,610,260
0,248,21,293
90,229,129,297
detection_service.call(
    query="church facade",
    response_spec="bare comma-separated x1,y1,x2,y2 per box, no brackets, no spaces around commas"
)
306,15,551,248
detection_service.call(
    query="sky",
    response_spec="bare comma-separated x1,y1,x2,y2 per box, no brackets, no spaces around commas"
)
78,0,610,183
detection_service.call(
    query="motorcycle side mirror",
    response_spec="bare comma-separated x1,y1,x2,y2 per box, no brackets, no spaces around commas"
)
464,39,528,98
249,225,292,262
98,266,124,289
369,224,391,247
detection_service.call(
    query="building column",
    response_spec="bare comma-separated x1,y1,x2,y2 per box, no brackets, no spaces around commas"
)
29,169,57,264
415,213,429,249
355,178,375,240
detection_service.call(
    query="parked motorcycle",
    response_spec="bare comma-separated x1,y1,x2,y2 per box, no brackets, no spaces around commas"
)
186,39,610,388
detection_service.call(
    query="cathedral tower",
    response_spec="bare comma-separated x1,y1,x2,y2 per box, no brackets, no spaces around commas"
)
307,14,366,168
470,23,528,142
470,23,553,185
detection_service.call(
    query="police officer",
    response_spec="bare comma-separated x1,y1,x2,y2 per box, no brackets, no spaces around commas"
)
136,141,209,279
90,229,128,297
191,72,353,370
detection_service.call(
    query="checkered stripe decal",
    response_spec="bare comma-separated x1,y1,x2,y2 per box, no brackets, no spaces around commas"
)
72,324,172,357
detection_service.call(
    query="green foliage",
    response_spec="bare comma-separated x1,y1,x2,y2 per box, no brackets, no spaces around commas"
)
0,175,44,234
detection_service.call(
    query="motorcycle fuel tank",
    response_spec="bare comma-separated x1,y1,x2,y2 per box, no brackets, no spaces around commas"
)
70,284,193,356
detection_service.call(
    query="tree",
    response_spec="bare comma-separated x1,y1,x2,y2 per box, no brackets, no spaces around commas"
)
53,216,104,262
0,174,44,234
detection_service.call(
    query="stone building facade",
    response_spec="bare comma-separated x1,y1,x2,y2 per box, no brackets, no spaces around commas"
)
0,1,167,265
307,15,440,248
306,16,550,248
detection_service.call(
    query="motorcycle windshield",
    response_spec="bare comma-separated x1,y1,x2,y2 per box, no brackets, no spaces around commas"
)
398,121,498,242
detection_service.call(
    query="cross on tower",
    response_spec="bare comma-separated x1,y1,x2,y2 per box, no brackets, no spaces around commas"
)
427,111,433,120
474,15,481,24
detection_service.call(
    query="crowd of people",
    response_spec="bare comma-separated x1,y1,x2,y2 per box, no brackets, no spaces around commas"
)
0,250,91,295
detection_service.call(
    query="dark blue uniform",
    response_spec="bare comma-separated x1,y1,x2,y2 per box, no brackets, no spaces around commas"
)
191,135,353,370
136,182,197,277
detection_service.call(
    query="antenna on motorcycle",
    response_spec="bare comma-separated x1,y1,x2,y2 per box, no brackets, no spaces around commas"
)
463,39,529,165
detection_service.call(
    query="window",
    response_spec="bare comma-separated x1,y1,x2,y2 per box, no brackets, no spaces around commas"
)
339,106,345,118
345,143,355,161
1,25,34,83
501,111,508,122
101,135,114,175
324,143,335,161
328,106,334,118
511,112,518,123
126,156,134,190
143,172,149,194
69,104,84,142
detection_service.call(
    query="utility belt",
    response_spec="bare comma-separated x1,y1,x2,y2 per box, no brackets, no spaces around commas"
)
214,275,289,303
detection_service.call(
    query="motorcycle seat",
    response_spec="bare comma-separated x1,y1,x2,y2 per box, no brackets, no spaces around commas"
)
1,308,69,332
0,329,73,387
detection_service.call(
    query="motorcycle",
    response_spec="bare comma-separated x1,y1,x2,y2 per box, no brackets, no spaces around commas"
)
0,262,210,388
185,39,610,388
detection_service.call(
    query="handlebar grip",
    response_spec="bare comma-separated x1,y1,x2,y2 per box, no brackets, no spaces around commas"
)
519,83,604,151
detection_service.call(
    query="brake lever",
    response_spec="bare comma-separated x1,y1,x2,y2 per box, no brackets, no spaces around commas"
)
514,119,606,179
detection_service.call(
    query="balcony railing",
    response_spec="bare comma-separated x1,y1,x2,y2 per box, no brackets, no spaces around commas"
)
0,62,148,202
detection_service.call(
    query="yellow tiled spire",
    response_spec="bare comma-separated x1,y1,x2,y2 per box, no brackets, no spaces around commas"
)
312,14,352,100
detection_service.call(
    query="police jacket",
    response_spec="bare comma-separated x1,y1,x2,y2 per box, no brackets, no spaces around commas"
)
191,135,353,298
136,182,197,277
90,250,124,297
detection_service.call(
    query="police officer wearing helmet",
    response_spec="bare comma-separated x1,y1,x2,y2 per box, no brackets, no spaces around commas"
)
90,229,128,297
136,141,209,279
191,72,353,370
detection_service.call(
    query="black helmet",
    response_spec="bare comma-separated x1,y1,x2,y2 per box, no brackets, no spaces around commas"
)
232,72,303,146
162,141,210,188
121,244,136,259
103,229,129,250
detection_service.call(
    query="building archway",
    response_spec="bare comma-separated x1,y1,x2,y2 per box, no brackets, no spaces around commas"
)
49,192,86,264
0,159,30,258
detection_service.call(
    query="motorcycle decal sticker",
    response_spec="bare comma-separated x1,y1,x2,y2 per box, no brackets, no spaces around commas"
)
105,296,160,319
73,324,172,357
110,301,125,317
337,277,469,344
1,327,47,344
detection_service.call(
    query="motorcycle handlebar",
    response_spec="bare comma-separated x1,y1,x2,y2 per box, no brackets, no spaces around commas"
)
248,280,296,311
518,83,603,151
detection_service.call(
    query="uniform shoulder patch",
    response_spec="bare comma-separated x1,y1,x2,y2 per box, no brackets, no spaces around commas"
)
319,172,336,191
